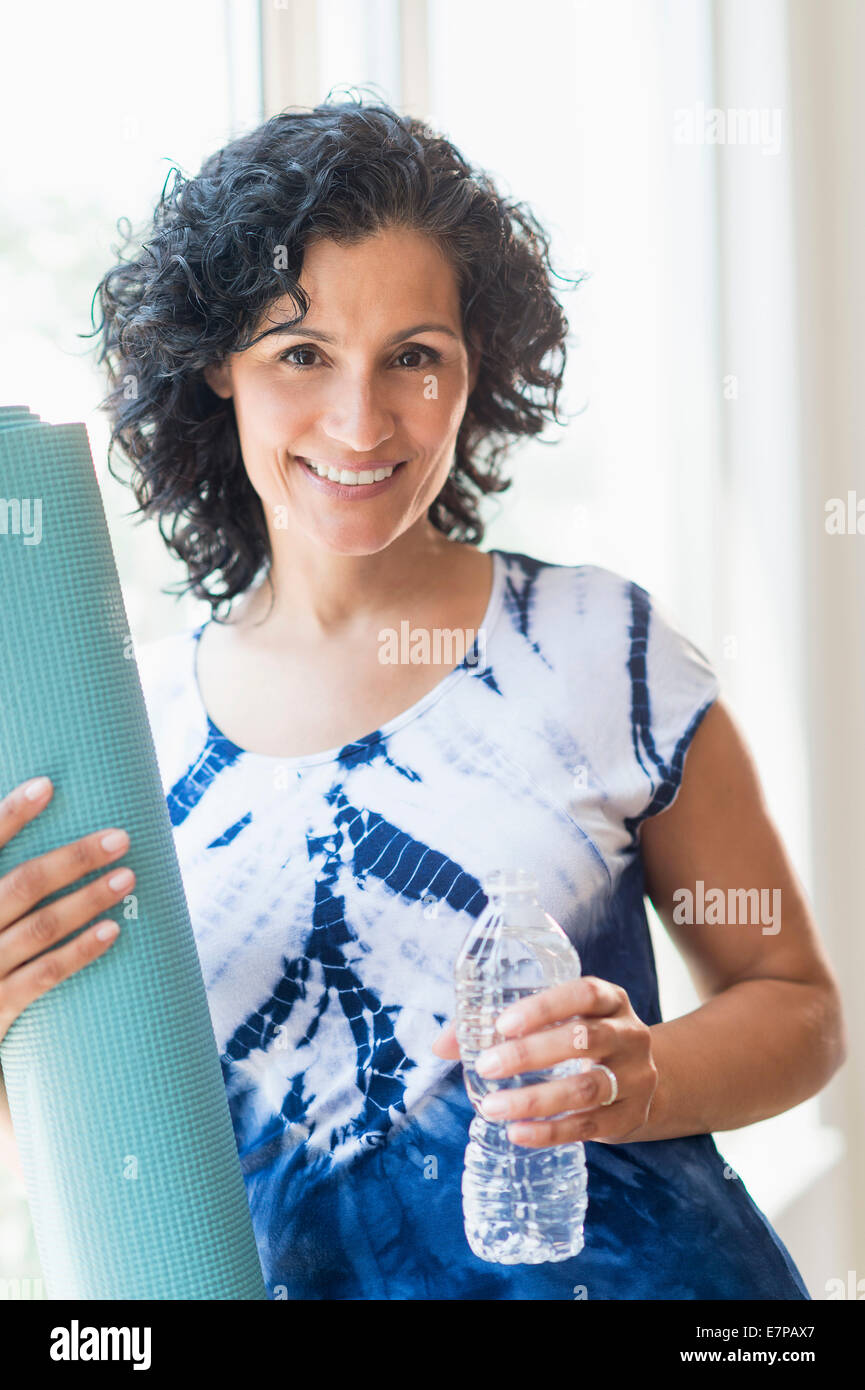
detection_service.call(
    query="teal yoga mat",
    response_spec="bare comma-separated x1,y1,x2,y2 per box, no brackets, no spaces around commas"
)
0,406,266,1299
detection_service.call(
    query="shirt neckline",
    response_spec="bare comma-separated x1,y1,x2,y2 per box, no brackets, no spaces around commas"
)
188,548,507,769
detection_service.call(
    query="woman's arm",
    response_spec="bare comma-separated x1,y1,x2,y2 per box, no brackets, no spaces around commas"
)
432,696,847,1147
635,696,847,1141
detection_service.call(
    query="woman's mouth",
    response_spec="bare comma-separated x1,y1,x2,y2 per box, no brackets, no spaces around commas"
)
297,457,407,498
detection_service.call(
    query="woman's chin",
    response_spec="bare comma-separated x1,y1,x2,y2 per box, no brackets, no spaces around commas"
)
302,517,406,557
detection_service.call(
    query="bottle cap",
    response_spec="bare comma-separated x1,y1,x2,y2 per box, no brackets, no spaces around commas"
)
481,868,539,896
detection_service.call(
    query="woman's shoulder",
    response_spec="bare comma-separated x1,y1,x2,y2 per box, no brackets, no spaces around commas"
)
494,550,706,641
135,624,201,719
494,550,721,827
133,624,207,790
136,623,199,670
492,547,720,758
495,548,640,590
493,549,657,636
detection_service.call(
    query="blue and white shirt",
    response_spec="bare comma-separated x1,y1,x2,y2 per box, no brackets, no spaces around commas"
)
137,549,809,1300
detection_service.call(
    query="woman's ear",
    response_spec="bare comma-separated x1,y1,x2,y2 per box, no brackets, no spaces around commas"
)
203,359,233,399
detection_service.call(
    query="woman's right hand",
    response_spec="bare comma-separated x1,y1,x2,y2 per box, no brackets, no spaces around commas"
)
0,776,135,1046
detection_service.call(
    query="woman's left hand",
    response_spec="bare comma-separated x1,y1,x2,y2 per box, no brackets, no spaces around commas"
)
431,976,659,1147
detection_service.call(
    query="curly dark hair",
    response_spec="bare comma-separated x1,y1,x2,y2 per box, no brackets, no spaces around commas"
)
89,94,579,619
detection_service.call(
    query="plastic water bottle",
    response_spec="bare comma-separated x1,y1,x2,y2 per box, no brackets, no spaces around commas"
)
455,868,589,1264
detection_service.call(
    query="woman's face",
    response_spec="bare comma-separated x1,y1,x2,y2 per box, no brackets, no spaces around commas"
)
204,225,479,557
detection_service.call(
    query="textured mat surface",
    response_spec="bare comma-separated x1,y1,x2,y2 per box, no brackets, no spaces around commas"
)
0,407,266,1299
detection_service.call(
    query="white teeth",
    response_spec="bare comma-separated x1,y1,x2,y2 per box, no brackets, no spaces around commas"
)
304,460,396,485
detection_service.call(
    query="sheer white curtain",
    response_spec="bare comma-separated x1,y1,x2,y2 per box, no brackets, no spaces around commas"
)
701,0,850,1270
784,0,865,1296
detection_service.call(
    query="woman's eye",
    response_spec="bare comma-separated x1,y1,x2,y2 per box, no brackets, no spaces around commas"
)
280,346,319,367
395,345,439,369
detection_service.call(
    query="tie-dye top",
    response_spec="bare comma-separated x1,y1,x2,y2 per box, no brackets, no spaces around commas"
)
137,548,809,1300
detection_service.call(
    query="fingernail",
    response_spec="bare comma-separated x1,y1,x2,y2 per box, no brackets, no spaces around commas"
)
96,921,120,941
481,1094,510,1118
24,777,51,800
100,830,129,853
496,1010,526,1035
108,869,134,891
477,1049,503,1077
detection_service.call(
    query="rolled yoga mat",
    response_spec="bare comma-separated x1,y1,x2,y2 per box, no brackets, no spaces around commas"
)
0,406,266,1299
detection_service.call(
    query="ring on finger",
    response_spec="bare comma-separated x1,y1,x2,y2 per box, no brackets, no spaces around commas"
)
591,1063,618,1106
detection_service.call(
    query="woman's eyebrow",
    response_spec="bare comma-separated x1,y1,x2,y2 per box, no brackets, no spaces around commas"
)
264,321,461,346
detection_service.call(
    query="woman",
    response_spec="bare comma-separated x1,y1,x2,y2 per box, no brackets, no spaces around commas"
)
0,99,844,1300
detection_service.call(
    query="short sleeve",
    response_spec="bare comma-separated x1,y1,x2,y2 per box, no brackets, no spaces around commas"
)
624,580,721,825
562,565,721,838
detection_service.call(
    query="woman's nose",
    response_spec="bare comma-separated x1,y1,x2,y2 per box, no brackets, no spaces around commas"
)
319,376,396,453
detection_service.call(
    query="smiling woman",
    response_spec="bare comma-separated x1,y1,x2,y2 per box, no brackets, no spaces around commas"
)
91,102,569,612
201,228,480,560
73,96,846,1301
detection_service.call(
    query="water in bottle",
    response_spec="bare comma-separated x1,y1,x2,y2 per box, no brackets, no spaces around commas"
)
455,868,589,1264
